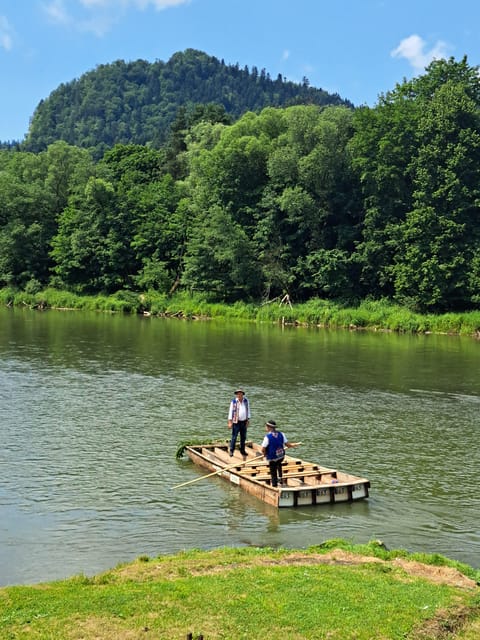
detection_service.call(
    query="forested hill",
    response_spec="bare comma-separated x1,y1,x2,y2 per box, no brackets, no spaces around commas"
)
22,49,352,157
1,56,479,313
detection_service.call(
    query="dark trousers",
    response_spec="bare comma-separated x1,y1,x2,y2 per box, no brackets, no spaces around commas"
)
230,420,247,454
268,458,284,487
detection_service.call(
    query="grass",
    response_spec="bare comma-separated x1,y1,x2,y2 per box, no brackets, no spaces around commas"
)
175,438,230,459
0,541,479,639
2,287,480,337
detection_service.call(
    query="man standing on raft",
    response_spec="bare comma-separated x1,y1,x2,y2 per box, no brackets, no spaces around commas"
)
261,419,298,487
227,388,250,457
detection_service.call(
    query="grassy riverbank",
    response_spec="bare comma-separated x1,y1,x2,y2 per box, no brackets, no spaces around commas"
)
2,287,480,337
1,541,479,639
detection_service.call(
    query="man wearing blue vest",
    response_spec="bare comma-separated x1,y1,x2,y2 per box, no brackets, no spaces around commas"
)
261,419,296,487
227,389,250,457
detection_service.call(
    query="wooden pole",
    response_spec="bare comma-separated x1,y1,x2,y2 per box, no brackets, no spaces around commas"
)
172,454,264,490
241,442,302,467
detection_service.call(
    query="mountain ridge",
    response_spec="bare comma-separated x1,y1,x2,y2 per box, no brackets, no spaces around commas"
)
20,48,353,157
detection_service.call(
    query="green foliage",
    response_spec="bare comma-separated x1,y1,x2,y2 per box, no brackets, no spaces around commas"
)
183,104,361,301
22,49,350,158
0,286,16,305
50,174,140,294
0,287,146,313
351,56,480,311
2,57,480,314
3,289,480,336
391,75,480,311
182,204,264,300
0,143,94,289
175,438,229,459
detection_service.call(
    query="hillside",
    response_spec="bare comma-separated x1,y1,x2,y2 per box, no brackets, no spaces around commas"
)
22,49,352,157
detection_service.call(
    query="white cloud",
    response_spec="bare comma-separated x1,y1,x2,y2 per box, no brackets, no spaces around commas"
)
391,34,450,72
0,15,14,50
42,0,190,37
79,0,190,10
42,0,114,35
42,0,71,26
282,49,290,61
79,14,118,37
142,0,191,8
80,0,113,7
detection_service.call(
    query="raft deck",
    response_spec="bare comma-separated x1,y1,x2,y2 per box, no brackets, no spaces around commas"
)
184,441,370,508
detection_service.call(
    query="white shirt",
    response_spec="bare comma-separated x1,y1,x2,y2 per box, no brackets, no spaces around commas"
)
236,400,248,421
228,397,250,422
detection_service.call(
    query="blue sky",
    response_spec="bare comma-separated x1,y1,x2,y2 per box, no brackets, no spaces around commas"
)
0,0,478,142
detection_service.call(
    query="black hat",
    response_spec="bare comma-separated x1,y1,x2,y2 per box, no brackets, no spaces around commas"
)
265,420,277,429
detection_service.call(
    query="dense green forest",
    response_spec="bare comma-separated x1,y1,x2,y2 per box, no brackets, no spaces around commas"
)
1,55,480,313
18,49,351,159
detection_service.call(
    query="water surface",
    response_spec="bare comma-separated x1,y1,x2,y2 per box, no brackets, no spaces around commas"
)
0,307,479,585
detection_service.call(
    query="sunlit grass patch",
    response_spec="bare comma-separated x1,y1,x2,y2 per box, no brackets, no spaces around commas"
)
1,544,479,639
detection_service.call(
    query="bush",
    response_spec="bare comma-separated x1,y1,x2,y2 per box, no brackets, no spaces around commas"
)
1,287,480,336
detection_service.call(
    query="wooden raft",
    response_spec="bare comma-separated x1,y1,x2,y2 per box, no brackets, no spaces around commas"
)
183,441,370,508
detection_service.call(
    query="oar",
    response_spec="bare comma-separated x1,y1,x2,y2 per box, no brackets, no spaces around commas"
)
172,454,264,489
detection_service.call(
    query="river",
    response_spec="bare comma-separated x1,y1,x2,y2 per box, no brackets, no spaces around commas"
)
0,307,479,586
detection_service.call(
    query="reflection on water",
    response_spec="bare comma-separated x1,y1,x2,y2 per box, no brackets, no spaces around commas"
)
0,307,479,586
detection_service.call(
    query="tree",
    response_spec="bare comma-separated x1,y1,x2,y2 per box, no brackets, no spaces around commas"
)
350,56,480,310
51,177,132,293
183,104,361,301
392,77,480,310
0,144,94,288
163,103,232,179
182,205,263,299
350,99,417,297
131,175,188,293
256,106,360,299
23,50,350,158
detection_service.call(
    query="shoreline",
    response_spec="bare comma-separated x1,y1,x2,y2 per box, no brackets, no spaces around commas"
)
2,287,480,338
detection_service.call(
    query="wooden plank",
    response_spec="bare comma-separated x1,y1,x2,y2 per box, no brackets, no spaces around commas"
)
243,469,337,481
240,463,321,475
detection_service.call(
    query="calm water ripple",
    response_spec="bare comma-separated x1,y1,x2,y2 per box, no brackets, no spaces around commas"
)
0,308,479,585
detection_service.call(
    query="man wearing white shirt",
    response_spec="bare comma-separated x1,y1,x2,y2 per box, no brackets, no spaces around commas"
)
227,388,250,457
